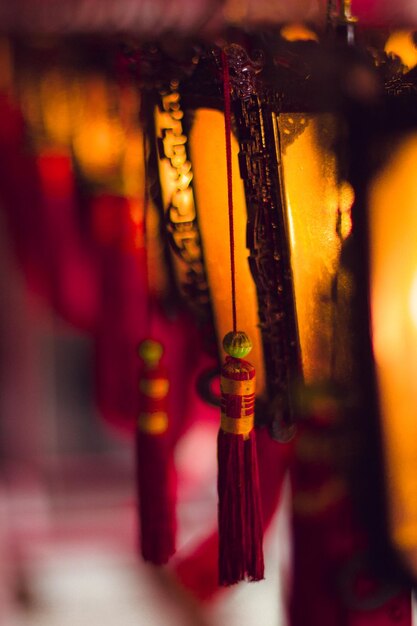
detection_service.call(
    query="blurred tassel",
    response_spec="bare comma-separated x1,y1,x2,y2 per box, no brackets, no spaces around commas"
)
136,339,176,564
218,331,264,585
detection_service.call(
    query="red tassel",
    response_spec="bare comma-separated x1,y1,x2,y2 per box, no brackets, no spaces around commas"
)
218,332,264,585
136,340,176,565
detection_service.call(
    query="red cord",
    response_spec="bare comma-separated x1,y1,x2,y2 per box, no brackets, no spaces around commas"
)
141,102,154,333
221,50,237,333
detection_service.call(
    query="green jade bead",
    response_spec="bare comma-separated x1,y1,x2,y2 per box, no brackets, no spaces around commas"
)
138,339,163,367
222,331,252,359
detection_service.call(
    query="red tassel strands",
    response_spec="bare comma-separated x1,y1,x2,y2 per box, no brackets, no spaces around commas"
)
218,332,264,584
136,340,176,564
218,49,264,586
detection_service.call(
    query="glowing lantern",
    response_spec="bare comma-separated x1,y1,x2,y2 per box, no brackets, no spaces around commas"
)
130,8,417,613
3,13,417,620
370,133,417,574
385,31,417,71
336,26,417,600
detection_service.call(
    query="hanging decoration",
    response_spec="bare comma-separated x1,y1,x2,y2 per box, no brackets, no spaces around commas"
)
136,338,176,564
135,123,177,566
217,50,264,586
2,7,417,623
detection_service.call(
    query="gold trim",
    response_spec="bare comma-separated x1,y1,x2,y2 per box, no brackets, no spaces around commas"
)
138,411,168,435
139,378,169,399
221,412,254,438
220,377,255,396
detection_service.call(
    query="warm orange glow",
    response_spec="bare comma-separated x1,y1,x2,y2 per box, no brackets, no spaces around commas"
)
154,92,202,307
339,180,354,240
385,31,417,70
370,133,417,555
155,93,196,234
39,71,78,146
146,197,170,299
73,115,125,178
280,23,319,42
409,271,417,330
278,114,351,384
121,129,145,197
19,70,142,191
188,109,265,396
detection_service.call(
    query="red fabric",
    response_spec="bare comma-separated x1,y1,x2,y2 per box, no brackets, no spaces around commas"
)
290,417,412,626
36,152,99,331
92,194,148,433
136,352,176,564
0,93,98,329
91,194,218,441
0,94,52,300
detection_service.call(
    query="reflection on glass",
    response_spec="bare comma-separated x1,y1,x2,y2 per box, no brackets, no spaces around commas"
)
277,113,353,384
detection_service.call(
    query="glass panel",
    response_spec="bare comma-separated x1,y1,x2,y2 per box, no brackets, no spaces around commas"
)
188,108,266,395
277,113,353,384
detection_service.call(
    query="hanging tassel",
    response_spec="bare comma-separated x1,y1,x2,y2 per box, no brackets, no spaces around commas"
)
136,339,176,564
218,330,264,585
217,49,264,585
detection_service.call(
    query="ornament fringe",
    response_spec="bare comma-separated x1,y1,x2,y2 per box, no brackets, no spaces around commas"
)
136,340,176,565
218,355,264,585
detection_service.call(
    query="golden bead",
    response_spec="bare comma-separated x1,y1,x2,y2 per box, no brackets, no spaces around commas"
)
222,331,252,359
138,340,163,367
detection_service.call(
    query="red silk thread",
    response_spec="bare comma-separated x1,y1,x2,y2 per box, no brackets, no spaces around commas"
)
141,100,154,331
221,50,237,333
